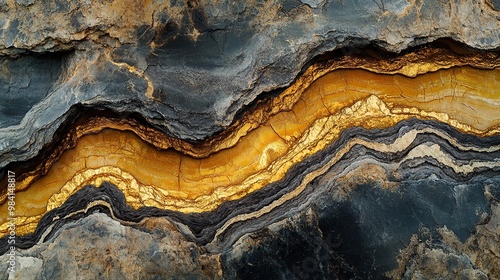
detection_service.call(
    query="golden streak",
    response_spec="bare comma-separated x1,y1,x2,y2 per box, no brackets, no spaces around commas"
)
1,49,500,237
105,51,156,99
2,94,500,236
4,46,500,197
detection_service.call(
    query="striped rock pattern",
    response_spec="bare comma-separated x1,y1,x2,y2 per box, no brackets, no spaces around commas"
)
1,0,500,279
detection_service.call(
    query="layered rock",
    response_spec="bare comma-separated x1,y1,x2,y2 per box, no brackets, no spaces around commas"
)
1,0,500,279
1,0,500,167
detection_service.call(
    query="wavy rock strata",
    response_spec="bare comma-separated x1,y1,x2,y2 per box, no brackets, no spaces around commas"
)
2,119,500,279
1,0,500,279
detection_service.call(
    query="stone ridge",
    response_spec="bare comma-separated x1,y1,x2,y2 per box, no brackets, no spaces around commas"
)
2,119,499,250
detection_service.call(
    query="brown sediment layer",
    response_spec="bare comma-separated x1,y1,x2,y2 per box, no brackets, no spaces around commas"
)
1,46,500,236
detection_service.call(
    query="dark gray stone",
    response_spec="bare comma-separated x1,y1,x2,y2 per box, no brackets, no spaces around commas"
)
0,0,499,168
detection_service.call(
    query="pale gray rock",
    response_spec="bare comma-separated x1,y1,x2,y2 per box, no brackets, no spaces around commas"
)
5,213,222,280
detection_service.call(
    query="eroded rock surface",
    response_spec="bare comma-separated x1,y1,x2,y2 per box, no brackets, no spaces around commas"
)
1,0,500,168
1,1,500,279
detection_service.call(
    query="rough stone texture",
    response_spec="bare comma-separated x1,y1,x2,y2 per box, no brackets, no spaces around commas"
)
2,174,499,279
2,120,500,279
0,53,64,128
0,213,223,280
488,0,500,10
1,0,500,168
1,1,500,279
389,197,500,279
220,178,500,279
393,234,489,280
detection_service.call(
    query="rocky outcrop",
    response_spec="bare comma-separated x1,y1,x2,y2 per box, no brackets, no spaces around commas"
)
1,0,500,279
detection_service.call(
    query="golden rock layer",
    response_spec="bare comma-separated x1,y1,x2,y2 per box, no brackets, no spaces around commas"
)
1,47,500,236
5,45,500,193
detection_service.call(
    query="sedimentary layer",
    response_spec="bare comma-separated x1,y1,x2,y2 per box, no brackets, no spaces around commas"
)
1,0,500,279
2,45,500,203
1,0,500,170
2,61,500,237
1,119,499,278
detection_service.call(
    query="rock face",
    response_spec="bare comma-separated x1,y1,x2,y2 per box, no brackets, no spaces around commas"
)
1,0,500,279
1,0,500,166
